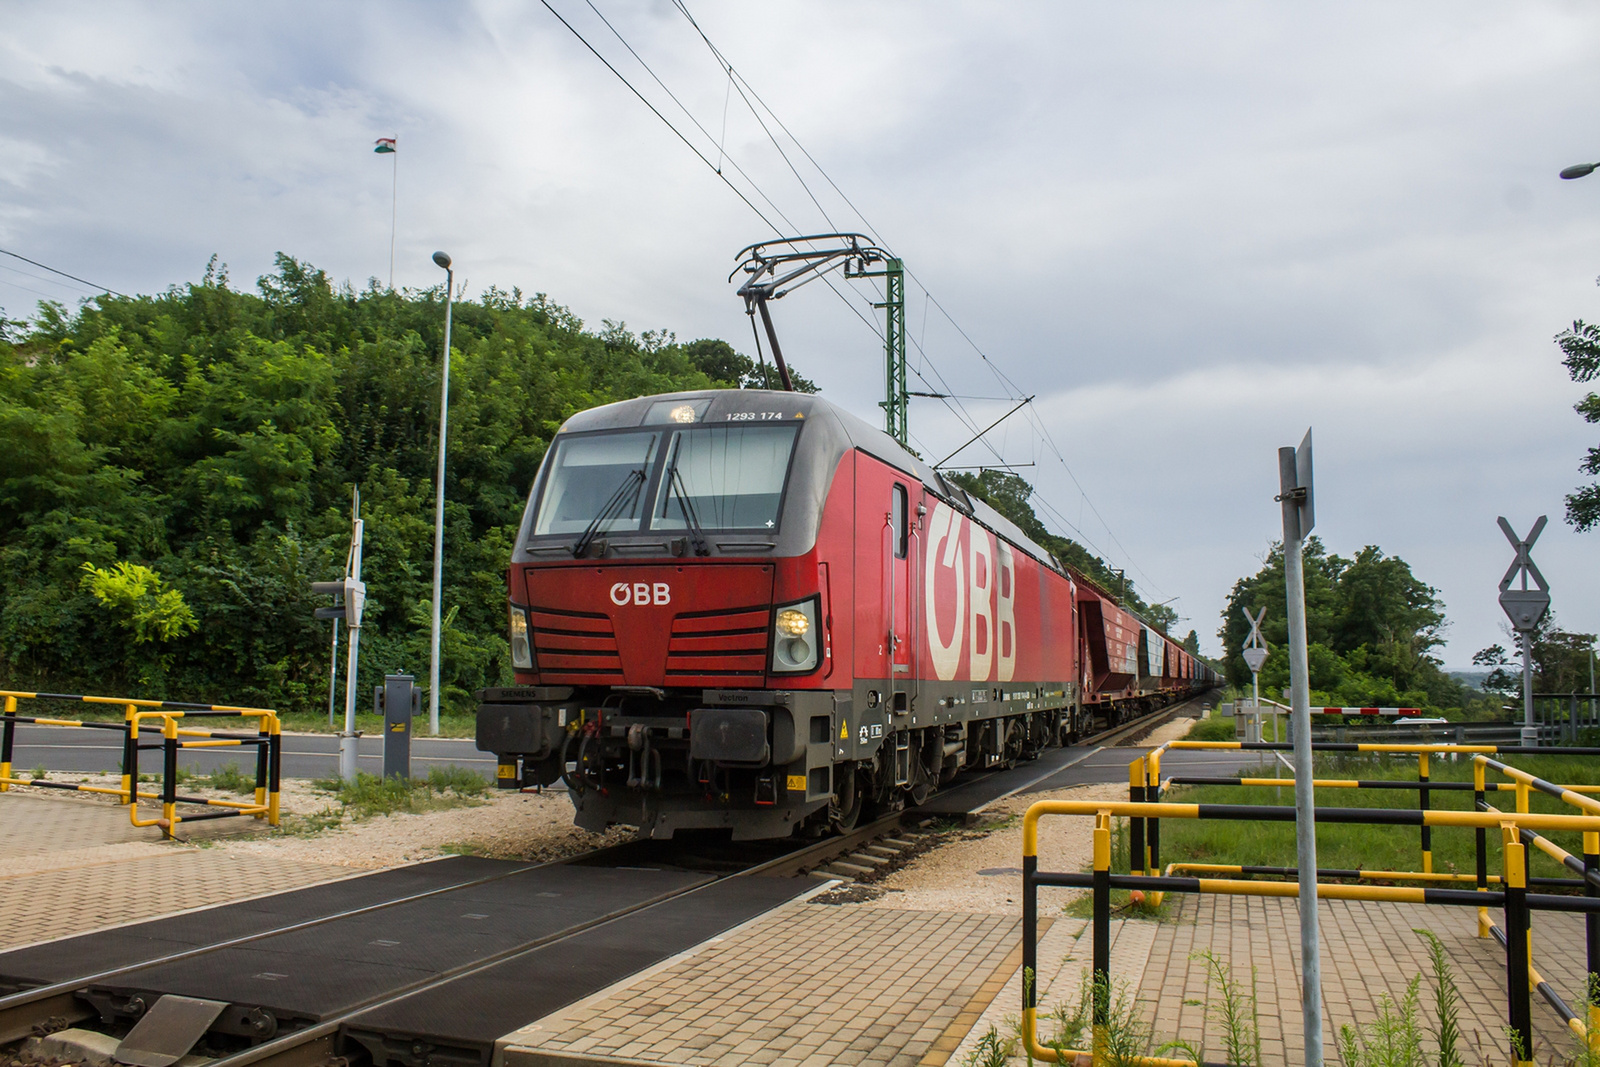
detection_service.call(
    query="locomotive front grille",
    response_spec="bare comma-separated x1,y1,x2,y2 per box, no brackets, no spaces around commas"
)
529,607,625,681
666,606,770,684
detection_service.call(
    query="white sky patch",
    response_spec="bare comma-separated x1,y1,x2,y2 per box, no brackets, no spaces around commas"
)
4,1,1600,664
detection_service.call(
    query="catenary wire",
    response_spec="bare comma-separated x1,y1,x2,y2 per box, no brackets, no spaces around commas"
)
0,261,101,295
560,1,1161,598
539,0,784,237
0,247,127,298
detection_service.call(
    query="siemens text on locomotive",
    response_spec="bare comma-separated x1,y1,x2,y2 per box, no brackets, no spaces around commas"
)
476,389,1216,840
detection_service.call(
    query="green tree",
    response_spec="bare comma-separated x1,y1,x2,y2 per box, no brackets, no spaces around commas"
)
1218,540,1475,715
0,256,774,710
1557,318,1600,530
1473,614,1596,696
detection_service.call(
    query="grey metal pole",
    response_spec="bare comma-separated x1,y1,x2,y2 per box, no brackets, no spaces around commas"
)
1280,443,1324,1066
1522,635,1536,747
339,502,365,782
327,618,339,729
428,253,453,737
1252,671,1260,743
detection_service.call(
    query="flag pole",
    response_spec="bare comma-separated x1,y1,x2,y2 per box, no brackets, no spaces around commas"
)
389,144,398,290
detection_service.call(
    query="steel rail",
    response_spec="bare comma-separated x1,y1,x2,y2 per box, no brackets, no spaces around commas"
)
0,860,549,1035
1,689,1208,1060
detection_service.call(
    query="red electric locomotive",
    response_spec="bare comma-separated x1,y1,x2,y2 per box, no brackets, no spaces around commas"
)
477,388,1212,839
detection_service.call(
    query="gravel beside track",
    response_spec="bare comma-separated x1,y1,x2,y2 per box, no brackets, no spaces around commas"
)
858,782,1127,915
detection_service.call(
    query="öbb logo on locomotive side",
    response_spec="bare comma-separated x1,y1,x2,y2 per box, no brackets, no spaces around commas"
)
924,501,1016,683
609,582,671,606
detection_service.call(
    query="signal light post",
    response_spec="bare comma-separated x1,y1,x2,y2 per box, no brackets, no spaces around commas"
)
314,489,367,782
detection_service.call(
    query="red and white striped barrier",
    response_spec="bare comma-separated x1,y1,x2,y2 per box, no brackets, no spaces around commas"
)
1315,707,1422,717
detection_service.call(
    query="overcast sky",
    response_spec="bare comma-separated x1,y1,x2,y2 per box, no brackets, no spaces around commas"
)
5,2,1600,665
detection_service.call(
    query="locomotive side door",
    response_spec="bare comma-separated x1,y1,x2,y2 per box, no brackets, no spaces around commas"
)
886,478,914,710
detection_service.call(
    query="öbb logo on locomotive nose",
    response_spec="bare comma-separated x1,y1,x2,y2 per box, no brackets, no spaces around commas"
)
610,582,671,606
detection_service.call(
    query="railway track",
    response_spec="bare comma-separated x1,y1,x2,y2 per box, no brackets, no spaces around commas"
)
0,694,1204,1067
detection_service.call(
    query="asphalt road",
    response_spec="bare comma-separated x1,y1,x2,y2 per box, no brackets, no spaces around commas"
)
5,720,1269,787
5,724,499,780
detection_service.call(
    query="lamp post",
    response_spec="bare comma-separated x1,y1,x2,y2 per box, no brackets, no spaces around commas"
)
428,251,454,737
1561,162,1599,180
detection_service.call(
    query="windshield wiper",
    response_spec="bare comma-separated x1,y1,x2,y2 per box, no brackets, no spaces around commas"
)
669,467,711,557
572,468,644,558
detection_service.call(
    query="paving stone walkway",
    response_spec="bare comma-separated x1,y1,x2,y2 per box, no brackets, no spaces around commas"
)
1139,895,1589,1066
500,900,1025,1067
0,792,346,949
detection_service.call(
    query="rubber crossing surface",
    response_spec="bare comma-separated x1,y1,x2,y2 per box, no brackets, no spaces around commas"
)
0,853,814,1065
0,857,522,985
344,875,813,1061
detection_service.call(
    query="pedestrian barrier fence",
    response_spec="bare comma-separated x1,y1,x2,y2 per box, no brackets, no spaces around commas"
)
1020,739,1600,1066
0,690,281,837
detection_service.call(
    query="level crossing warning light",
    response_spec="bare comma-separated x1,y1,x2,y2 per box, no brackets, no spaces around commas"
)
312,578,367,628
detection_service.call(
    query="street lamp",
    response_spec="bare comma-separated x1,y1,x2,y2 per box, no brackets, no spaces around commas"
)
1560,162,1598,180
428,250,454,737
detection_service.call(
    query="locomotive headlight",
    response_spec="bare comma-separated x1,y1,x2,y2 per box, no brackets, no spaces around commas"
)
771,597,820,674
509,605,534,670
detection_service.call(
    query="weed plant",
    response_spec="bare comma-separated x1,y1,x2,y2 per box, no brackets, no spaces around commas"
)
204,762,256,795
961,1025,1015,1067
303,768,489,826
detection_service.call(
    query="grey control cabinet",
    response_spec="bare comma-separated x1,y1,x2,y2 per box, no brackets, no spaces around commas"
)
373,674,422,780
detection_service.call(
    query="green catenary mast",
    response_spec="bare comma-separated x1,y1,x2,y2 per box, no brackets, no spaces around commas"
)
734,235,909,446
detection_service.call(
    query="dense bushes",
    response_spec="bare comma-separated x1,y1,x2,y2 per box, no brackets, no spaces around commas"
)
0,255,757,711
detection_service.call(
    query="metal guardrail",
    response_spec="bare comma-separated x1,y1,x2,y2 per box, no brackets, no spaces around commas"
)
1017,741,1600,1066
0,690,281,836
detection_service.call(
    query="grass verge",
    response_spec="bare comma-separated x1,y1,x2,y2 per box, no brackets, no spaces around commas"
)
1154,750,1600,883
289,767,490,834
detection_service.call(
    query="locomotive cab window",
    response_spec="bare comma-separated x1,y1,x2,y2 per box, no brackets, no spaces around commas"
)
891,483,908,559
651,424,799,532
532,432,661,536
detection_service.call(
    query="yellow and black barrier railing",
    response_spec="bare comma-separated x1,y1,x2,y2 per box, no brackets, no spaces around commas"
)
0,690,281,837
1126,740,1600,896
1021,800,1600,1067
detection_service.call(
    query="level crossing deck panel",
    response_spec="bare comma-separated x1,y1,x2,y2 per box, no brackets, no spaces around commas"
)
344,874,815,1057
69,866,713,1021
0,856,526,987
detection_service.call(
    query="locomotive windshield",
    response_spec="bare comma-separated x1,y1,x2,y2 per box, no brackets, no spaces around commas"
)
651,425,797,531
532,431,660,536
531,423,799,538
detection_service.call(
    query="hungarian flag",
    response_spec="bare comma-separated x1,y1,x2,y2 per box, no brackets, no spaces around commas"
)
374,137,396,154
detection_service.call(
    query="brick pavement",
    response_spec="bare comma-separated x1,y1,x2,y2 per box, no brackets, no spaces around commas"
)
0,792,349,950
1139,895,1590,1066
500,901,1025,1067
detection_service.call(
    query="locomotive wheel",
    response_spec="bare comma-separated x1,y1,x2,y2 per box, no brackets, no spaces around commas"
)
831,763,863,833
1002,720,1024,768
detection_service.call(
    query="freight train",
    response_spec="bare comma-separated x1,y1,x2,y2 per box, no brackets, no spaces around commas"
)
476,389,1216,839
